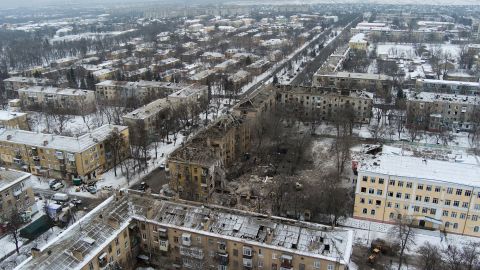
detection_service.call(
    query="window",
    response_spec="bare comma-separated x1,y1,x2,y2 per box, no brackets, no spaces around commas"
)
361,187,366,193
451,212,457,218
387,202,392,208
454,201,460,207
456,189,463,196
398,181,404,187
89,262,94,270
445,200,451,206
396,192,402,198
389,180,395,186
422,207,428,214
424,197,430,203
445,222,450,228
474,226,479,233
363,208,367,214
376,200,381,206
462,202,469,208
447,187,453,194
395,203,400,209
272,253,277,260
453,223,459,229
233,249,238,256
258,260,264,268
369,188,375,194
370,178,375,183
430,208,436,215
426,185,432,191
389,213,394,219
371,209,376,215
432,198,438,204
475,204,480,210
406,182,412,188
460,213,466,219
243,247,252,256
435,186,441,192
362,176,367,182
377,189,383,195
405,194,410,199
378,178,384,184
328,264,334,270
388,192,394,197
414,206,420,212
417,184,424,190
465,190,471,196
472,215,478,221
313,261,320,269
116,249,121,256
360,198,365,204
416,195,422,201
443,210,449,216
368,199,373,205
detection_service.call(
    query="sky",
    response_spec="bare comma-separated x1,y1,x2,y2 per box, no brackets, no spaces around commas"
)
1,0,480,9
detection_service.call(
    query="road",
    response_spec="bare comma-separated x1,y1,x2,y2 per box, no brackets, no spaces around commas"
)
33,188,104,210
131,167,169,193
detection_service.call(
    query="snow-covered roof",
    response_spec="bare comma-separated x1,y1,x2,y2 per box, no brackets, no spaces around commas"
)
417,79,480,87
4,76,50,84
0,110,26,121
0,168,30,191
17,86,94,96
350,33,367,43
359,154,480,187
168,85,207,99
318,72,393,81
0,125,127,153
407,91,480,105
123,98,176,120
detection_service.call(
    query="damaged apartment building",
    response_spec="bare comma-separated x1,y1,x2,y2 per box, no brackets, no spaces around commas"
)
168,88,276,202
17,191,354,270
276,85,374,123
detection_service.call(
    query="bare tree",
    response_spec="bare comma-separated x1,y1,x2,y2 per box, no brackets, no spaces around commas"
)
5,208,24,254
443,244,463,270
105,128,127,177
390,216,416,270
417,242,442,270
461,241,480,270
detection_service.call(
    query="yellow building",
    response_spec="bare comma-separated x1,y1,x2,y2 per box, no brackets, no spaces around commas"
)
17,191,354,270
354,154,480,237
0,110,29,130
348,33,368,51
0,125,130,181
0,169,36,221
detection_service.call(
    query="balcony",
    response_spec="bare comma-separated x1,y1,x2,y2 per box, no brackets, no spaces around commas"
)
280,254,293,270
216,252,229,265
98,252,107,268
179,246,204,260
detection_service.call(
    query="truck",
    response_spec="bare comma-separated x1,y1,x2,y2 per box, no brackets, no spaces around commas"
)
52,193,69,202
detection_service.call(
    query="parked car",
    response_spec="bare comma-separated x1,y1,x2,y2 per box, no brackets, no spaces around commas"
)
159,163,166,170
71,198,82,206
51,182,64,191
138,182,148,191
48,179,60,188
102,185,113,191
52,193,69,202
86,186,97,194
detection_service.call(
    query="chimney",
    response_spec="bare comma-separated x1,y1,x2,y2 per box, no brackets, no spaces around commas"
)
72,249,83,261
31,248,41,258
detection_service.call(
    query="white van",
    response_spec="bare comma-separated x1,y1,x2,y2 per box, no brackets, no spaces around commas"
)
52,193,69,202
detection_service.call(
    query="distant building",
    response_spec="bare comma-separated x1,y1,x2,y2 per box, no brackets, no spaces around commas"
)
313,72,393,94
277,85,373,123
0,111,28,130
0,125,129,181
406,91,479,131
3,77,53,99
17,191,353,270
0,169,35,223
17,86,96,114
349,33,368,51
354,153,480,237
415,79,480,96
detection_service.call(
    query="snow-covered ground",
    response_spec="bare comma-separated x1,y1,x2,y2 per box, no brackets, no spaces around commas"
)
340,217,479,255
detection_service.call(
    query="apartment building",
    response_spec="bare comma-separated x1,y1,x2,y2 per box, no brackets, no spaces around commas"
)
354,154,480,237
416,79,480,96
406,91,479,131
0,169,35,222
277,85,373,123
3,77,52,99
95,80,191,103
17,191,353,270
313,72,393,94
0,125,129,181
0,110,29,130
17,86,96,114
167,84,208,104
349,33,368,51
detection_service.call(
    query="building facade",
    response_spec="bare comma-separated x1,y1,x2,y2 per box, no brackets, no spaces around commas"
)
354,154,480,237
0,111,29,130
0,125,129,181
416,79,480,96
0,169,35,222
3,77,52,99
313,72,393,94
